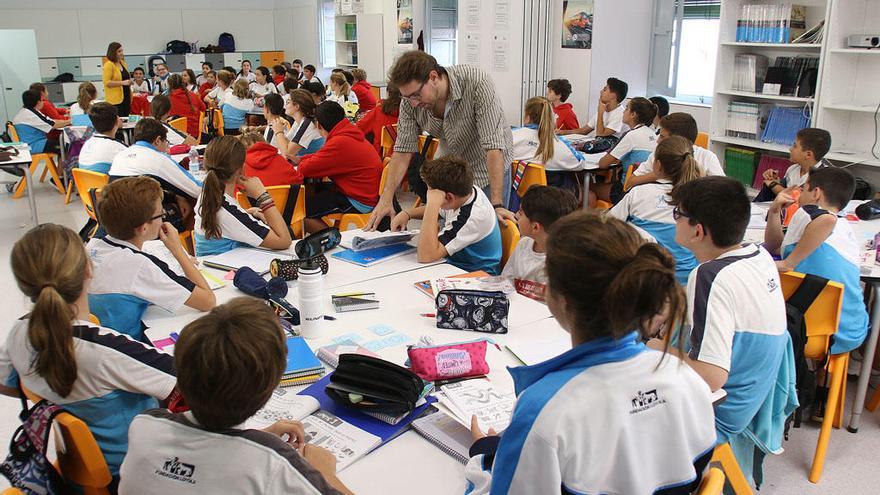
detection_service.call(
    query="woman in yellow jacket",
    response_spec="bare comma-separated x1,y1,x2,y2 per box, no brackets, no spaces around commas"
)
102,41,132,116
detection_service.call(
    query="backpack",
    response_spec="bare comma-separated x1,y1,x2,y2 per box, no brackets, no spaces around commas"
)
853,177,874,201
166,40,190,55
783,273,829,435
1,122,13,143
218,32,235,53
0,394,66,494
52,73,74,83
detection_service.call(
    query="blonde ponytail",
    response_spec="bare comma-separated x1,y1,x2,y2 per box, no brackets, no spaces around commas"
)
655,135,701,195
77,82,97,113
524,96,556,164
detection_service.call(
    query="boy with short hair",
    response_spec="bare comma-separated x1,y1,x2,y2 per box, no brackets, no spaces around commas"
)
88,177,215,340
502,185,577,301
391,156,502,274
12,89,71,155
558,77,628,138
546,79,579,131
765,167,868,355
626,112,724,190
292,101,382,233
762,127,831,196
78,102,126,174
119,297,351,494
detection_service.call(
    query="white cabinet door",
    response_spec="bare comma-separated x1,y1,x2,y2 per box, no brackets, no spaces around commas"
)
185,53,205,72
223,53,242,69
62,82,79,103
0,30,42,123
39,59,59,80
81,57,105,77
93,81,105,99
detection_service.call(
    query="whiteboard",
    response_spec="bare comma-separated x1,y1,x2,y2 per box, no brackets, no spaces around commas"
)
181,10,276,52
0,11,82,58
78,9,184,56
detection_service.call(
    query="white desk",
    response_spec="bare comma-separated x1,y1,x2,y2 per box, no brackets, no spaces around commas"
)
0,147,38,226
558,134,608,210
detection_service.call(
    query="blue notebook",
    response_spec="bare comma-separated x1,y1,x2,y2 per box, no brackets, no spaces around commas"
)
298,373,436,442
330,243,415,267
285,336,324,377
71,114,93,127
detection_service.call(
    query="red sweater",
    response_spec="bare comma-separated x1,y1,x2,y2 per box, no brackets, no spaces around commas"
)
298,120,383,206
244,142,303,187
351,80,377,113
41,98,68,120
198,82,215,100
356,104,399,157
273,75,286,86
169,89,206,137
553,103,579,131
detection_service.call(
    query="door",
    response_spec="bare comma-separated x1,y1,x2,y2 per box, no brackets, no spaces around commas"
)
0,30,42,123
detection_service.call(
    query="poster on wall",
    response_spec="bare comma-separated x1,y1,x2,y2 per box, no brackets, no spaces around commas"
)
561,0,593,49
397,0,414,44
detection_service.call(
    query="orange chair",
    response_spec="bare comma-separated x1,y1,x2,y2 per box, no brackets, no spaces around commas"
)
510,161,547,197
5,123,65,199
499,219,519,269
696,466,726,495
418,134,439,160
235,184,310,238
196,111,205,143
179,230,195,256
88,314,101,325
71,169,109,239
370,86,381,100
20,385,112,495
168,117,188,134
696,131,709,149
322,159,391,232
622,163,638,191
711,443,754,495
2,488,27,494
380,125,395,159
779,271,847,483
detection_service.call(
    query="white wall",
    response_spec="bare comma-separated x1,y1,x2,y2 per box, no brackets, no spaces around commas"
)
588,0,652,110
274,0,320,68
670,103,711,131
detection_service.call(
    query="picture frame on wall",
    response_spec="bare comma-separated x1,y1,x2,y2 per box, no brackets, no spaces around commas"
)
562,0,593,49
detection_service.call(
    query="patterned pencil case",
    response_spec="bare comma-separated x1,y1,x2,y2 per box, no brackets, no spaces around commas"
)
407,340,490,381
435,290,509,334
269,255,329,281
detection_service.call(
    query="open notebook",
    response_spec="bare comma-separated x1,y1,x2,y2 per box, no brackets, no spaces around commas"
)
201,247,294,274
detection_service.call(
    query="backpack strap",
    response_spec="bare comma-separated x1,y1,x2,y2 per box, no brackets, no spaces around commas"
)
419,133,435,158
786,273,829,314
384,124,398,143
511,160,528,192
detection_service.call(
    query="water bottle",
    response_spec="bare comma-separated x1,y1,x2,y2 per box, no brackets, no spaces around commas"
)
188,148,200,176
297,259,325,339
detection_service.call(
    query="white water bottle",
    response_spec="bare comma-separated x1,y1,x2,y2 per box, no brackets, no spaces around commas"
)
188,148,200,175
297,261,325,339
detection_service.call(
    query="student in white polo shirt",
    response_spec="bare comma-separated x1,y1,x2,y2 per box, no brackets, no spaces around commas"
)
120,298,351,494
11,89,70,155
558,77,628,139
87,177,215,340
0,223,177,486
593,97,659,205
78,102,127,174
465,212,716,495
627,113,724,190
511,96,585,172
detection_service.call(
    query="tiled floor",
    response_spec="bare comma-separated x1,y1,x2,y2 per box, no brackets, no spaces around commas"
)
0,179,877,493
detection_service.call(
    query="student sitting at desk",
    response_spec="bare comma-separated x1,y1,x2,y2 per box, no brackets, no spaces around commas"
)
240,131,303,187
196,61,213,86
194,136,292,256
272,89,324,159
302,81,327,106
281,78,299,105
649,95,670,132
465,212,716,495
546,79,579,131
12,89,70,155
292,101,382,234
205,69,234,107
29,82,69,120
131,67,153,95
120,297,352,495
511,96,585,174
557,77,628,138
392,156,502,274
761,127,831,198
77,102,126,174
356,83,400,157
167,74,206,139
250,66,279,97
87,177,215,339
152,63,171,95
303,64,320,84
70,82,100,116
765,167,868,359
253,93,294,149
221,79,255,136
152,93,199,147
608,136,700,284
0,223,178,484
272,64,287,87
325,72,359,118
182,69,199,93
350,68,377,113
237,60,256,83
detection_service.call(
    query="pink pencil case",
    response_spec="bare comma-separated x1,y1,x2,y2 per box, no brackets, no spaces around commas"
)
407,340,490,381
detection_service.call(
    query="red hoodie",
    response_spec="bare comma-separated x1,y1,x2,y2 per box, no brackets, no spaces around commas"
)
169,89,206,137
273,74,286,86
298,119,383,206
553,102,579,131
244,142,303,187
356,103,399,157
199,82,215,100
351,80,377,113
41,97,68,120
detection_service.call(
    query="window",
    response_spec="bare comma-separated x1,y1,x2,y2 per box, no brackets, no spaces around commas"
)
426,0,458,66
320,0,336,68
648,0,720,104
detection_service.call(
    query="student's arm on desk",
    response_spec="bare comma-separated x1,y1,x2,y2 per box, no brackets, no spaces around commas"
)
763,192,795,256
159,223,216,311
597,152,620,169
239,176,293,251
558,124,593,136
776,213,836,272
417,190,449,263
647,339,729,391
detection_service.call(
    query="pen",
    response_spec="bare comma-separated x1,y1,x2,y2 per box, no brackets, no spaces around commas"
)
420,313,436,318
333,292,376,297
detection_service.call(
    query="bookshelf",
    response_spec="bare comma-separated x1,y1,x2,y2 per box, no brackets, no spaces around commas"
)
333,13,385,85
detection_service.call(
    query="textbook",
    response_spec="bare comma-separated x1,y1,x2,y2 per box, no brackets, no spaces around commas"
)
437,379,515,433
201,247,294,274
413,271,491,298
339,229,419,251
412,410,472,464
284,336,325,381
507,337,571,366
330,243,415,267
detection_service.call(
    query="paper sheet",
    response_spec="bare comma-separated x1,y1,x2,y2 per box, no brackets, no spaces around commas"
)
301,410,381,471
507,337,571,366
439,379,515,433
245,389,321,430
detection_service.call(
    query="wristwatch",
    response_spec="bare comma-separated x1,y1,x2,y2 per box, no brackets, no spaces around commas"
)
492,203,505,209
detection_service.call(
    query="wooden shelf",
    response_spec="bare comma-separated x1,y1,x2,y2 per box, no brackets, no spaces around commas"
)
720,42,822,49
716,90,814,103
823,103,879,113
710,135,791,153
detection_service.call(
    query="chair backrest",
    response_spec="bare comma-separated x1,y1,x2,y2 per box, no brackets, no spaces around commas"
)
370,86,381,100
695,131,709,149
196,111,205,142
779,271,844,359
289,185,307,238
378,157,391,194
213,108,225,136
236,184,291,213
19,385,112,491
511,161,548,197
2,487,27,494
623,162,637,190
6,122,20,142
88,313,101,325
168,117,188,134
71,169,110,221
499,219,520,269
695,467,725,495
418,134,439,160
380,126,395,158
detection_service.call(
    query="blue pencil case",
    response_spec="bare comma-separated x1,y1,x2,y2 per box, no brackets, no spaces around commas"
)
435,289,509,334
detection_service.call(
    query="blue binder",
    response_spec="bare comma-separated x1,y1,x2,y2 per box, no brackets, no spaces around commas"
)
330,243,415,267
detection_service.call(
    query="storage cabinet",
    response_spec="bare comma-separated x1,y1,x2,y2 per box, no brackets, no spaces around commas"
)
260,51,285,68
185,53,205,72
243,52,262,68
44,82,65,104
80,57,104,77
164,54,187,72
39,59,59,80
61,82,79,103
223,53,242,69
57,57,82,78
204,53,225,70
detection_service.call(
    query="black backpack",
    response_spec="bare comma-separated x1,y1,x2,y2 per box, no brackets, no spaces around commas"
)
783,273,829,435
166,40,190,54
52,73,74,83
218,33,236,53
0,394,66,494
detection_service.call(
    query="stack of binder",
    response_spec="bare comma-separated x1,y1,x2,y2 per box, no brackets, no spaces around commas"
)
726,102,770,140
282,336,326,387
735,4,807,43
761,106,810,146
724,147,760,187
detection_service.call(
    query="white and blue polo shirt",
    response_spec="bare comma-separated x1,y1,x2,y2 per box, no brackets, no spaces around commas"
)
634,146,725,178
194,192,271,256
78,134,127,174
608,180,698,284
0,318,175,475
511,124,585,171
283,118,324,156
109,140,202,199
221,94,255,131
608,124,657,173
782,205,869,354
12,107,54,153
86,236,196,340
464,332,716,495
687,243,789,441
439,187,502,275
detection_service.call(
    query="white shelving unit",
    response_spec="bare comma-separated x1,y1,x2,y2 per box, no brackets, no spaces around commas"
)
333,13,384,85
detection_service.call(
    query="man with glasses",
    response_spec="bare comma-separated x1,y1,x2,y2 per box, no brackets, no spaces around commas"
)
85,176,216,340
365,50,514,230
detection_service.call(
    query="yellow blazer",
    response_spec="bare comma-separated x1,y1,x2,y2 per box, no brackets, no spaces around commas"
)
102,59,129,105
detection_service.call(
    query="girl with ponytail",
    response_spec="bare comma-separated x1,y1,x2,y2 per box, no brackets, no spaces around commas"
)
511,96,586,171
608,135,702,284
71,81,99,115
464,212,716,495
1,223,177,478
194,136,292,256
166,73,205,141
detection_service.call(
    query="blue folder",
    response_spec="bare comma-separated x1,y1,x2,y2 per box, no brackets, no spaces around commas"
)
330,243,415,267
285,336,323,376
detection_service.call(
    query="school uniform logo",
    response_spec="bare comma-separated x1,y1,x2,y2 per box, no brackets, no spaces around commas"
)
629,389,666,414
156,456,196,484
767,278,779,293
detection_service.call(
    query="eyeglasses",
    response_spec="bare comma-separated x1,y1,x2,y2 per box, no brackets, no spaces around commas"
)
671,206,691,222
402,80,427,102
149,212,167,222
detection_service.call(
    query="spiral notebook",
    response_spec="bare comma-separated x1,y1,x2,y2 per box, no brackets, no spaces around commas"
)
412,411,472,464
